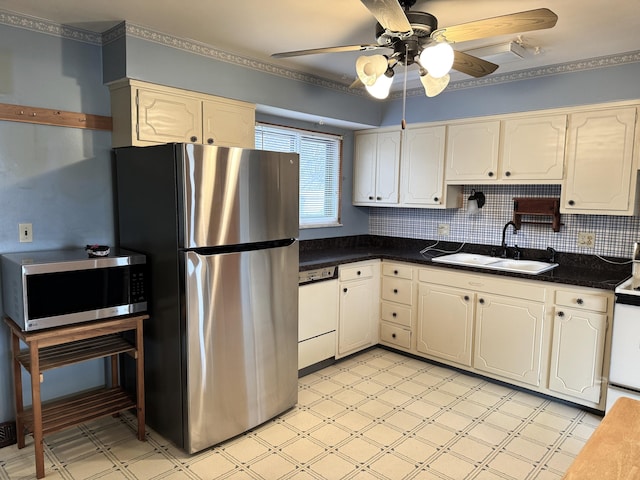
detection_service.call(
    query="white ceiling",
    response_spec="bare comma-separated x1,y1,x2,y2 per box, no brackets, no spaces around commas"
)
1,0,639,93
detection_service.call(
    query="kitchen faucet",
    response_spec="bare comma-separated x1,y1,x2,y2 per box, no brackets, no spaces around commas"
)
500,221,520,259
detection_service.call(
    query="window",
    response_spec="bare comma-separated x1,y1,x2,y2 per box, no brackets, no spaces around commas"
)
255,123,342,228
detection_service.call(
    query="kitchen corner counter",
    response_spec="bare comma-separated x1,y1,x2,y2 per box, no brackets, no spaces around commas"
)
299,235,631,291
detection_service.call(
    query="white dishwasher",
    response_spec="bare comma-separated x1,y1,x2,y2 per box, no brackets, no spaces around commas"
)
298,266,338,372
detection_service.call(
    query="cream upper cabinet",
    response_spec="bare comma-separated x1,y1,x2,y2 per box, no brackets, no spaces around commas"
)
202,98,255,148
445,120,500,182
474,293,545,387
500,114,567,182
417,283,474,367
337,261,380,358
548,289,611,404
400,126,444,206
109,79,255,149
561,106,638,214
136,89,202,144
353,131,401,205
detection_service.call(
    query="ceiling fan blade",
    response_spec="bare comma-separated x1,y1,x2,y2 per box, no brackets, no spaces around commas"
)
272,44,381,58
349,78,364,89
360,0,413,37
452,50,499,78
433,8,558,44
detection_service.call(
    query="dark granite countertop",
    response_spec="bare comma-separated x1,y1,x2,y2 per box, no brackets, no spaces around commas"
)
300,235,632,291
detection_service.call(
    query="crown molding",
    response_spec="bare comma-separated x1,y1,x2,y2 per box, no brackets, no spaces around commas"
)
3,10,639,99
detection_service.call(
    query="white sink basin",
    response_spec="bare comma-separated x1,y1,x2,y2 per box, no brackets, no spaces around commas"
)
432,253,558,275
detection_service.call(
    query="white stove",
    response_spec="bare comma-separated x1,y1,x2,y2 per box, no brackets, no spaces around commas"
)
608,276,640,411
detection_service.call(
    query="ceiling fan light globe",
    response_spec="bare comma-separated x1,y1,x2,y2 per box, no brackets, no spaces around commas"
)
356,54,388,86
420,73,450,97
365,71,394,99
420,42,454,78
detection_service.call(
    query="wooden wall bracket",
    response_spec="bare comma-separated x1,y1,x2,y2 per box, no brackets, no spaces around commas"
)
513,197,562,232
0,103,112,131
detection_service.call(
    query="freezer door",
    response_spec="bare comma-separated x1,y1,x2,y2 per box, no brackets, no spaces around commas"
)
178,144,299,248
183,241,298,452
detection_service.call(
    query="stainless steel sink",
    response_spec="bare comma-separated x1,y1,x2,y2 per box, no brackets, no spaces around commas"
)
431,253,558,275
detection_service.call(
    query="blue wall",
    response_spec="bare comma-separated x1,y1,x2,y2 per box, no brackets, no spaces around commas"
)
0,14,639,424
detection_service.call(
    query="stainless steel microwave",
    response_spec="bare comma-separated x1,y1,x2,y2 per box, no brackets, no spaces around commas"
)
1,248,147,331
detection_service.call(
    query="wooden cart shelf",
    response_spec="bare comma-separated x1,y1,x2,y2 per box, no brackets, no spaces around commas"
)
16,334,137,373
21,387,136,437
4,314,148,479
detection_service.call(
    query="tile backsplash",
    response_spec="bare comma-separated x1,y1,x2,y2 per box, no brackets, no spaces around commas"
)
369,185,640,259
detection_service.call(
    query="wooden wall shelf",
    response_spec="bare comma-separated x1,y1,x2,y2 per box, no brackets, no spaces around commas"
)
513,197,562,232
0,103,112,131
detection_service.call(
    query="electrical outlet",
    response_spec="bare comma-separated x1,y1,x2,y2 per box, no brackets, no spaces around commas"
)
19,223,33,243
437,223,450,236
577,232,595,248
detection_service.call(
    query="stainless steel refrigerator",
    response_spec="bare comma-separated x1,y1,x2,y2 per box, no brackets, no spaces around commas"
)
114,143,299,453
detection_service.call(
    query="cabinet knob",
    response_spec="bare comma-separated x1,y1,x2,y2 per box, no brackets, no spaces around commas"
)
357,271,361,276
392,312,397,317
568,200,575,206
433,197,439,202
376,196,382,200
207,138,214,144
464,295,469,301
369,196,374,200
576,298,584,305
558,311,565,317
394,270,399,275
392,333,397,339
343,288,348,293
479,298,485,304
505,171,511,177
190,136,198,142
488,171,494,177
393,289,398,294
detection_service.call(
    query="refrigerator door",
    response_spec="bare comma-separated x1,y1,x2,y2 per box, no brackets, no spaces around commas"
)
183,241,299,453
178,144,299,248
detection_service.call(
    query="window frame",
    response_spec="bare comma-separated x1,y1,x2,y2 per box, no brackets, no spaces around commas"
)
255,122,343,229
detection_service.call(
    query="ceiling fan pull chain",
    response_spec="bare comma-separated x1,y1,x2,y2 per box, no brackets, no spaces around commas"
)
401,43,408,130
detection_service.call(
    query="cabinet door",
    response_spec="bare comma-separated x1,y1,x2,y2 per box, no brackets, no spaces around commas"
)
337,262,380,358
400,126,446,206
417,283,474,367
202,99,255,148
137,88,202,144
548,308,607,404
474,294,544,386
375,131,401,204
562,107,638,213
445,121,500,182
501,115,566,181
353,133,378,204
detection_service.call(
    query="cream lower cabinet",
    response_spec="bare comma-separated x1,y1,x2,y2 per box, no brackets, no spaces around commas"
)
109,78,255,148
337,260,380,359
417,283,474,367
548,288,611,404
379,263,414,352
474,294,545,387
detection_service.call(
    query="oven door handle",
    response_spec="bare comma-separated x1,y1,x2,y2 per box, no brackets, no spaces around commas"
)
615,294,640,306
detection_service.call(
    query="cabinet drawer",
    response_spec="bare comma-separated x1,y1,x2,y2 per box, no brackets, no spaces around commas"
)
381,302,412,327
555,290,608,313
340,264,375,282
380,322,411,349
382,263,413,280
381,277,413,305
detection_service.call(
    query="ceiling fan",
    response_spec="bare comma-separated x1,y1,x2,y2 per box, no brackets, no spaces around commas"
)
272,0,558,99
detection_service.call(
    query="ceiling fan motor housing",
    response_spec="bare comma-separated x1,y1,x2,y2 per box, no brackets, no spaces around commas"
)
375,11,438,65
